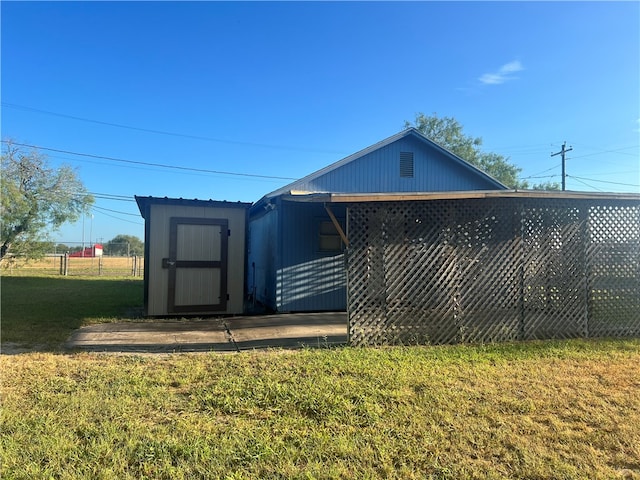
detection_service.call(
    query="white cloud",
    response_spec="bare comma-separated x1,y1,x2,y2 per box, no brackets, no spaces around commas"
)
500,60,523,74
479,60,524,85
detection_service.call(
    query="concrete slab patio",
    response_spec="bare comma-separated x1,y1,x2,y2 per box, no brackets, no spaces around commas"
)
65,312,348,353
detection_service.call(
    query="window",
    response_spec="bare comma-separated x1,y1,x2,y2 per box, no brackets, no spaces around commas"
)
400,151,414,178
319,220,343,252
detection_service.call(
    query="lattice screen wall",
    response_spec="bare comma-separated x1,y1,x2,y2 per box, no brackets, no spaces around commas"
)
346,198,640,346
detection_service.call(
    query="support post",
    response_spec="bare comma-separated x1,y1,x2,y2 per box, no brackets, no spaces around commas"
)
324,204,349,247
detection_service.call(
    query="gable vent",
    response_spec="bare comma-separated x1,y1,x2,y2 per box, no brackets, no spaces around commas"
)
400,152,414,178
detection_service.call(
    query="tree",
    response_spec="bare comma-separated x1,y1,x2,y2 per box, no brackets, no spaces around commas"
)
405,113,558,190
1,142,94,262
532,181,561,191
54,243,70,254
105,234,144,256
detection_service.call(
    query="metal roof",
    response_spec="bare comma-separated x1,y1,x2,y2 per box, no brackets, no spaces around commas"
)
135,195,252,219
279,189,640,203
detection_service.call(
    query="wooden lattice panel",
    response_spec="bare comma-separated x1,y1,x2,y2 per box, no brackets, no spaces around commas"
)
586,204,640,336
347,198,640,346
521,203,587,339
347,205,388,345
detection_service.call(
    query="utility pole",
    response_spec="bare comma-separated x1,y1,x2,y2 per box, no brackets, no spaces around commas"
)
81,214,85,257
551,141,573,191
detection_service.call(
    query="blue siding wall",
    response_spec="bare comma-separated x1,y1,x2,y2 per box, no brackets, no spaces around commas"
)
276,202,347,312
247,207,279,310
292,136,497,193
249,131,505,313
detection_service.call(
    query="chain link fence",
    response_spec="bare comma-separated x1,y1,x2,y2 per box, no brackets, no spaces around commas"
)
3,254,144,277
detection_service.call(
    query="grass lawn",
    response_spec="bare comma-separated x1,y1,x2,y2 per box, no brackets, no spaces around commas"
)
1,274,639,479
2,342,640,479
1,274,143,349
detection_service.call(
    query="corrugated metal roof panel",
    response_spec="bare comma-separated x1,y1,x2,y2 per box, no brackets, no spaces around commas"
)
135,196,251,219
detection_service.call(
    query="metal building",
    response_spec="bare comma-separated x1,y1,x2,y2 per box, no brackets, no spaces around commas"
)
135,196,250,317
247,128,508,313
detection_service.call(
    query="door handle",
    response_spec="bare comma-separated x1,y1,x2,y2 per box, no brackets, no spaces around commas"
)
162,258,175,268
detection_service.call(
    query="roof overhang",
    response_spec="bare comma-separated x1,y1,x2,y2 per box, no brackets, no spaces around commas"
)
135,195,252,219
279,190,640,203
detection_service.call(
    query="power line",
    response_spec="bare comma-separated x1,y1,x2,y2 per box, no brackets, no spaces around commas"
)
47,152,286,184
92,205,140,217
523,174,559,180
66,191,136,202
568,176,604,192
521,165,558,180
569,149,638,160
496,147,553,157
566,143,639,158
1,101,345,155
567,175,640,188
88,192,134,200
2,140,298,181
47,153,188,176
91,208,143,225
578,170,639,176
84,192,136,202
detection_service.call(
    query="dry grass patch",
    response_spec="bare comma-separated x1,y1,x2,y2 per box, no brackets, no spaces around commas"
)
3,256,142,276
2,341,639,479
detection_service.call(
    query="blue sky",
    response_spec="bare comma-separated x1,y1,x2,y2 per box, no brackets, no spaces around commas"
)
2,1,639,245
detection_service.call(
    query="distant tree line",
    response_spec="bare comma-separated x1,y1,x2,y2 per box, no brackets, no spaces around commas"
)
54,234,144,256
104,234,144,256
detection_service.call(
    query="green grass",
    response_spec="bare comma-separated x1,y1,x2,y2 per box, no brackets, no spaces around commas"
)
1,274,640,478
2,342,640,479
1,274,143,349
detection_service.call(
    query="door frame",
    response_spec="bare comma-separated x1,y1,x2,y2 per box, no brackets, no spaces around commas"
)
166,217,229,314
